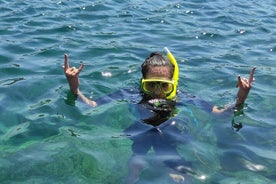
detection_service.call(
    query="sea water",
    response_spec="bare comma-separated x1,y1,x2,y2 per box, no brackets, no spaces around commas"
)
0,0,275,183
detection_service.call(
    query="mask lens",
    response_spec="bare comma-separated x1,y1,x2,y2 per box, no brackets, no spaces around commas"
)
160,82,173,94
143,81,157,93
142,80,174,95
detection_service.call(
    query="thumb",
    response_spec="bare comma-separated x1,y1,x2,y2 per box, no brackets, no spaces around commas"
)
236,75,241,88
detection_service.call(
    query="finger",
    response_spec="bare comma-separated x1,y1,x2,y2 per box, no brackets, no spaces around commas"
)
78,63,85,72
248,66,256,84
236,75,242,88
64,54,69,71
76,63,85,75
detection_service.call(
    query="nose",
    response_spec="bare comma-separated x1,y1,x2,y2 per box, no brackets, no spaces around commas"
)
152,86,165,98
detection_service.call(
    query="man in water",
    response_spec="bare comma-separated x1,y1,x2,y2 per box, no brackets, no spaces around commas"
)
63,50,256,183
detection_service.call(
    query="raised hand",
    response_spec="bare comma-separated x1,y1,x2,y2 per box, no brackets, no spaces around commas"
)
235,67,256,106
63,54,85,95
212,67,256,113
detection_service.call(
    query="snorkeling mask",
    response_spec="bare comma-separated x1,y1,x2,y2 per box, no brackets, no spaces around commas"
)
141,78,175,96
141,47,179,100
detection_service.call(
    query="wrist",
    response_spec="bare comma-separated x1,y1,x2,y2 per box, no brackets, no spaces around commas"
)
235,96,246,107
71,88,79,96
236,89,249,105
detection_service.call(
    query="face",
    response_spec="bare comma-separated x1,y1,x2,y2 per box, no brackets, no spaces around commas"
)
143,66,173,99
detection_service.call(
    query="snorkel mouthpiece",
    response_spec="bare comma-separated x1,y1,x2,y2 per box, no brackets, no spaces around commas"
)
163,47,179,100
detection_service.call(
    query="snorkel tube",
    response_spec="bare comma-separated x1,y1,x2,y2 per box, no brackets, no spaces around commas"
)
164,47,179,100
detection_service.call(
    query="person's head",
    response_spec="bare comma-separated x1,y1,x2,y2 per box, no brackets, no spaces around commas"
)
141,52,175,99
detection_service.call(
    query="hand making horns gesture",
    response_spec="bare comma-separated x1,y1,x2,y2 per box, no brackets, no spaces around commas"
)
63,54,85,95
236,66,256,106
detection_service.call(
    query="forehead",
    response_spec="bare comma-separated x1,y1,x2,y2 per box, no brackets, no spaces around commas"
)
145,66,172,79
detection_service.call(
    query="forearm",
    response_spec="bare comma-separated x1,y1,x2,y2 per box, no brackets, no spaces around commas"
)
235,89,249,107
212,103,235,114
65,76,97,107
76,90,97,107
212,92,249,114
235,97,246,107
66,76,80,96
212,92,248,113
65,89,97,107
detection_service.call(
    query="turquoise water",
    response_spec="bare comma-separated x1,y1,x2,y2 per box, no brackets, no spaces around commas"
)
0,0,275,183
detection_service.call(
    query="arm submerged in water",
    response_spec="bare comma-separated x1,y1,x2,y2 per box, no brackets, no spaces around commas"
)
212,66,256,113
63,54,97,107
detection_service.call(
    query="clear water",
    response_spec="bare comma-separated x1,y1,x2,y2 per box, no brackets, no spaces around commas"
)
0,0,275,183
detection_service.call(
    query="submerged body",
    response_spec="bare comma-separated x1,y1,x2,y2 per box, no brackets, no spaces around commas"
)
124,98,193,183
62,49,256,183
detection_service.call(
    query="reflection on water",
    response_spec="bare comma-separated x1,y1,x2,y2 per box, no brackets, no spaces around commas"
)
1,77,25,86
0,122,30,141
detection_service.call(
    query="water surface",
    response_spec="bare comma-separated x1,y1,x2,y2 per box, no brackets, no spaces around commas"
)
0,0,275,183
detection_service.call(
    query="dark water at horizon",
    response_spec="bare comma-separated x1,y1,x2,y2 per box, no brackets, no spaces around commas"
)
0,0,275,183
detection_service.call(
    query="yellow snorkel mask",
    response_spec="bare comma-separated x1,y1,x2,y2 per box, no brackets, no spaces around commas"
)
164,47,179,100
141,47,179,100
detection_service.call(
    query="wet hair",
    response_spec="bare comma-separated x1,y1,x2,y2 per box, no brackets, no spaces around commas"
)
141,52,174,78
